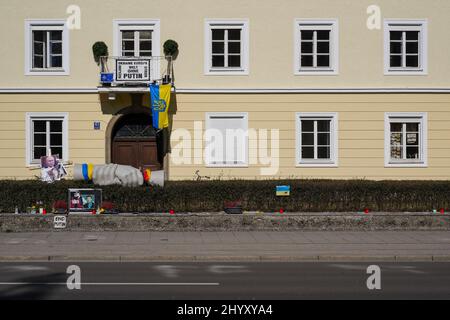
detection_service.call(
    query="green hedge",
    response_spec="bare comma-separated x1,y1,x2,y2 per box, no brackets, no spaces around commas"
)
0,179,449,213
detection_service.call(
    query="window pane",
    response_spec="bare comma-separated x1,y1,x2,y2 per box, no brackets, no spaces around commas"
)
51,42,62,55
50,31,62,41
34,147,47,160
228,42,241,54
390,55,402,67
212,29,224,40
317,120,330,132
212,42,224,54
123,51,135,56
140,41,152,51
317,146,330,159
317,41,329,54
390,123,403,132
317,55,330,67
50,121,62,132
51,147,63,159
34,41,44,55
318,133,330,146
228,29,241,40
390,31,403,41
301,30,314,40
33,30,45,42
212,55,225,67
50,133,62,146
33,56,44,68
301,133,314,145
390,42,402,54
139,31,152,39
122,40,134,51
301,120,314,132
228,55,241,67
51,56,62,68
301,147,314,159
122,31,134,39
406,31,419,41
406,55,419,67
34,133,46,146
391,146,403,159
406,123,419,132
140,51,152,56
301,55,313,67
301,42,313,54
406,132,419,146
390,132,402,146
406,42,418,54
317,30,330,40
406,146,419,159
34,121,46,133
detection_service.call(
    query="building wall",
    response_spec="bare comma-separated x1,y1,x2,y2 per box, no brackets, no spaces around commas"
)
1,92,449,180
1,0,450,89
169,93,450,180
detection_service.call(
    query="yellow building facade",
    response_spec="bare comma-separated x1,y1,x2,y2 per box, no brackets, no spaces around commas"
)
1,0,449,180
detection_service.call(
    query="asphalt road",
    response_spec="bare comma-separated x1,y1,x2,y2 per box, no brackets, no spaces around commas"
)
0,262,449,300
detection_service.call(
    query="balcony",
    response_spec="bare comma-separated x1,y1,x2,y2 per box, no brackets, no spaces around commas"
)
98,56,173,91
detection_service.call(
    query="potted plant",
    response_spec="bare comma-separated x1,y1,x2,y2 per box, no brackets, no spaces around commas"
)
92,41,113,84
163,39,179,84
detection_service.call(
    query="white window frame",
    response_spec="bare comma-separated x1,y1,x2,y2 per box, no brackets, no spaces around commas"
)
113,19,160,57
294,19,339,75
25,112,69,166
25,20,70,76
384,19,428,75
295,112,338,167
113,19,161,81
205,112,249,167
384,112,427,167
204,19,250,75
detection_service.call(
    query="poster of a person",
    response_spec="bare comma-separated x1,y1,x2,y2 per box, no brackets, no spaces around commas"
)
40,155,67,183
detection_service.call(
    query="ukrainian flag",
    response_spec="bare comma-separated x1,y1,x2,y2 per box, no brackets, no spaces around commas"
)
150,84,171,129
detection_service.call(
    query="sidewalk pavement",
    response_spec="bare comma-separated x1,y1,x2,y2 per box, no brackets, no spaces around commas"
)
1,231,450,262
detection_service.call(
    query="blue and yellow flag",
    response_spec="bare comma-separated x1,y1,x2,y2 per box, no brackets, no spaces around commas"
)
150,84,171,129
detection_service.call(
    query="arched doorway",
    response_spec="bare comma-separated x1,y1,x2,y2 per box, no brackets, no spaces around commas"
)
111,113,162,171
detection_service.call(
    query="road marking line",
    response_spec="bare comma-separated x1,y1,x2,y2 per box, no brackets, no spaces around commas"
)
0,282,219,286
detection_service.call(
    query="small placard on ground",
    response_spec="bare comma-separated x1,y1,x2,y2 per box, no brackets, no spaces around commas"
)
53,215,67,229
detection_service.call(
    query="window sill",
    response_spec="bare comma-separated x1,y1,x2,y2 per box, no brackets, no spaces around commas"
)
296,162,338,168
384,69,427,76
205,69,249,76
295,69,338,76
385,162,427,168
26,69,69,76
205,163,249,168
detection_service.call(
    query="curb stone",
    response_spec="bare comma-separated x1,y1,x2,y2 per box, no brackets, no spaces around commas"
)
0,255,448,262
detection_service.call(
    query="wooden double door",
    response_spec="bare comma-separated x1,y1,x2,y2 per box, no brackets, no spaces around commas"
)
111,113,162,171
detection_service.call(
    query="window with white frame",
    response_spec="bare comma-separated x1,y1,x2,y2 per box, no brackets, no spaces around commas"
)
385,113,427,167
25,20,69,75
205,113,248,166
205,20,249,75
296,113,338,166
113,20,160,57
26,113,69,165
384,20,427,74
294,19,339,75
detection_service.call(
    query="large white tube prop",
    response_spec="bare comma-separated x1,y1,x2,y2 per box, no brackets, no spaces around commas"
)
73,163,164,187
